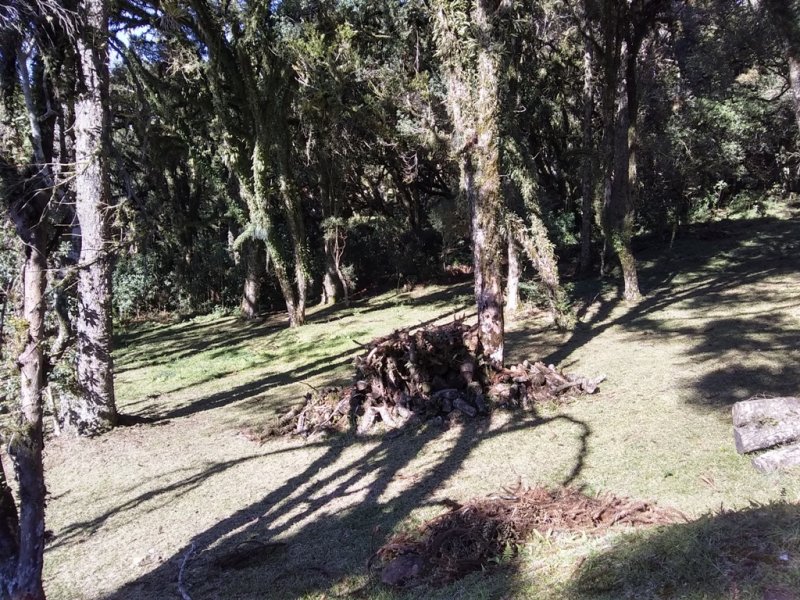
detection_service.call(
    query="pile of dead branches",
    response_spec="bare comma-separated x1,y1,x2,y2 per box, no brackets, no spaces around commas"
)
374,485,686,587
251,321,604,441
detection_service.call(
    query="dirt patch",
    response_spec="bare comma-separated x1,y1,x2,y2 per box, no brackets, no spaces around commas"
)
373,485,686,587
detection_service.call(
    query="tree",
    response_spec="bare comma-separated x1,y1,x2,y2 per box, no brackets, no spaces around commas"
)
71,0,119,433
0,5,62,591
594,0,667,302
432,0,507,368
763,0,800,133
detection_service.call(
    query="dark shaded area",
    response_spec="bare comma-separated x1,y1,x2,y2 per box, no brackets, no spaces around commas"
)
570,502,800,599
96,407,590,599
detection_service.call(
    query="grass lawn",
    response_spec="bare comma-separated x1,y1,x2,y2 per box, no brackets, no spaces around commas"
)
41,210,800,599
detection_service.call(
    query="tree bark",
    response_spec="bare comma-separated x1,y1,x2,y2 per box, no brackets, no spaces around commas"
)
506,235,520,314
578,38,595,276
0,457,19,590
72,0,118,434
321,234,344,305
788,52,800,134
600,9,641,303
318,165,345,306
239,242,263,319
8,223,48,600
471,1,505,368
434,0,506,368
763,0,800,132
278,171,307,326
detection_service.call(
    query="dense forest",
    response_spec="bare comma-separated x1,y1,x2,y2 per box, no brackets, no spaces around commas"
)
1,0,800,597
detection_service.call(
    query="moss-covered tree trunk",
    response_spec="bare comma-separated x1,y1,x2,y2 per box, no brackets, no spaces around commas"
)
470,1,506,367
240,241,263,319
607,38,641,302
434,0,507,368
579,38,595,276
0,459,19,589
249,139,300,326
599,4,641,303
3,179,50,599
9,237,47,600
72,0,118,434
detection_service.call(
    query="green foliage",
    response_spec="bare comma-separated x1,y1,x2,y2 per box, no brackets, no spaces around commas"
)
113,253,175,319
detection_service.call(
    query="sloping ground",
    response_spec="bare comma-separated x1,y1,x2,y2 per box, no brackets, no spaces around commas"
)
40,212,800,599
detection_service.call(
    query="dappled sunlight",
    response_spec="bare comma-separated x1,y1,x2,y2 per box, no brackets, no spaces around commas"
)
39,215,800,599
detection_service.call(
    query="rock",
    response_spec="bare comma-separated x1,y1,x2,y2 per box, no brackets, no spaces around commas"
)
453,398,477,417
381,553,425,587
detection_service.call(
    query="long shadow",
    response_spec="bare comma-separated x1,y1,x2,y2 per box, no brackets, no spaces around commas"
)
100,407,592,599
134,305,476,422
541,215,800,411
115,282,473,376
47,455,265,551
155,352,355,420
115,317,284,375
569,502,800,599
303,280,473,326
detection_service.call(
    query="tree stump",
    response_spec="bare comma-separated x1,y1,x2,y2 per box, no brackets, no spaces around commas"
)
732,397,800,473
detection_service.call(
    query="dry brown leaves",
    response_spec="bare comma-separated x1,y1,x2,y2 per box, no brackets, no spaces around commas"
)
374,485,686,587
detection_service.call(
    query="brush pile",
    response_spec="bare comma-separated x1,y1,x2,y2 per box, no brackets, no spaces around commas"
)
253,321,604,440
374,485,686,587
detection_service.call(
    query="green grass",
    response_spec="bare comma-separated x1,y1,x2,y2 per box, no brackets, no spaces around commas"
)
40,213,800,599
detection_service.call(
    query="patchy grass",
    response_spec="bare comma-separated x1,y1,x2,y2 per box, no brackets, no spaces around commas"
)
40,213,800,599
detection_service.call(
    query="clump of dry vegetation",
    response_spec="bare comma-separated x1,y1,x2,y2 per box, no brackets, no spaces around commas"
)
373,484,686,588
242,321,604,441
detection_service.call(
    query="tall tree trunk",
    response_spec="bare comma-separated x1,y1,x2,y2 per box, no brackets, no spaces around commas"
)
788,52,800,134
239,242,263,319
248,139,298,326
72,0,118,434
600,8,641,302
620,36,642,301
278,172,307,326
434,0,506,368
8,225,47,600
607,39,641,302
506,235,520,314
470,0,505,368
579,38,595,276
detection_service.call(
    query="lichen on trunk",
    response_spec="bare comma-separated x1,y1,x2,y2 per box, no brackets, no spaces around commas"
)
72,0,118,434
434,0,508,368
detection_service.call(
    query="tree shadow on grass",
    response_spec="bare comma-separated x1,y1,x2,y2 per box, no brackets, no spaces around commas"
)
115,282,473,377
135,305,476,422
569,502,800,600
99,409,591,599
541,215,800,412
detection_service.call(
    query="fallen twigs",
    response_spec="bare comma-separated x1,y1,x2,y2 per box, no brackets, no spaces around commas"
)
244,320,604,441
373,485,686,587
